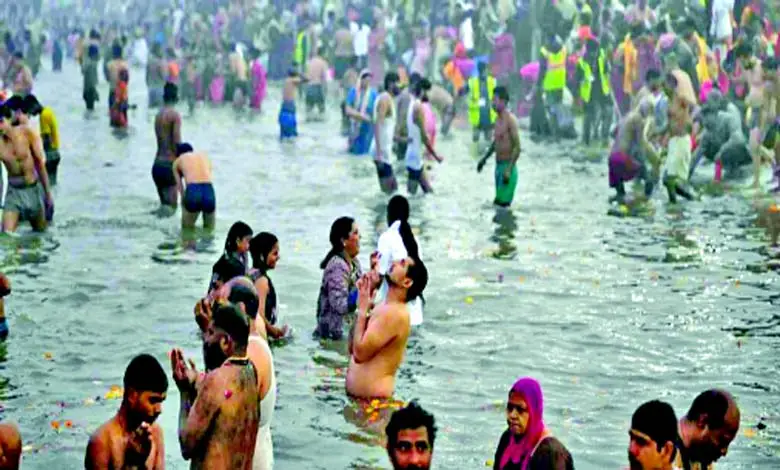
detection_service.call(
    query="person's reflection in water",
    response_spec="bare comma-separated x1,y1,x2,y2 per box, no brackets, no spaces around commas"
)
490,209,518,260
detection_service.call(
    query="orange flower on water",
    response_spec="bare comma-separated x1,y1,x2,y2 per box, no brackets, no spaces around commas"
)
50,421,60,430
64,420,73,429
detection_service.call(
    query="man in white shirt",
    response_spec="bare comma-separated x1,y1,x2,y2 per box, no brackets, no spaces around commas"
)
710,0,734,64
353,21,371,70
456,2,475,54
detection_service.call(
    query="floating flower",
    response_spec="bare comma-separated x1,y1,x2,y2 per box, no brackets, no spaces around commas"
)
43,352,53,360
465,297,474,304
104,386,123,400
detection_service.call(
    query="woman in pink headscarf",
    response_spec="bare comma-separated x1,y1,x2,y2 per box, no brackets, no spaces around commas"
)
493,377,573,470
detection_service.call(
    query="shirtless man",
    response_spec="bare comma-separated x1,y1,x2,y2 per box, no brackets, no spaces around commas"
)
204,278,277,470
173,143,216,237
373,72,401,193
305,47,329,121
7,96,55,212
279,70,304,140
406,79,444,194
393,75,416,161
106,43,128,113
146,44,167,108
477,86,520,207
662,69,697,203
171,303,260,469
229,45,249,108
8,53,32,97
152,83,182,213
676,389,740,470
346,256,428,399
333,19,354,81
0,104,53,232
427,84,456,137
85,354,168,470
608,98,659,203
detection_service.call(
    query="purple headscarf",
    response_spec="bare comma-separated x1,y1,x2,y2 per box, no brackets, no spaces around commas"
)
499,377,548,470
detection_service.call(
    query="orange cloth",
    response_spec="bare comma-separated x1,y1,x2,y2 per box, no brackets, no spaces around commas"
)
621,36,638,94
443,60,465,95
168,61,180,80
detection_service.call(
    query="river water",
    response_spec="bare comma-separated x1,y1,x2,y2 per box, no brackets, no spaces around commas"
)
1,62,778,469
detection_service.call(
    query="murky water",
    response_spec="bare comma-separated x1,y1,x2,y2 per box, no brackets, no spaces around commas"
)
2,62,778,469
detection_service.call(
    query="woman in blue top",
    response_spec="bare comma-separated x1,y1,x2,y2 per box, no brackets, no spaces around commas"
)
345,69,378,155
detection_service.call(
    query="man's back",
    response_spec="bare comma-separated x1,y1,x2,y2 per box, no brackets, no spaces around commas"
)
188,362,260,469
178,152,212,184
155,108,179,160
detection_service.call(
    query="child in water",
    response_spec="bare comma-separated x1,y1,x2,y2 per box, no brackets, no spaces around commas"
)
110,68,129,128
279,69,304,140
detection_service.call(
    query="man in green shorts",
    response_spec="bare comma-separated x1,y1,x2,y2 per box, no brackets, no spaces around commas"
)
477,86,520,207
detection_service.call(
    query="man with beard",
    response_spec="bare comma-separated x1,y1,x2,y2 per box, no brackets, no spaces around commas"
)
372,72,401,193
628,400,678,470
171,303,260,469
85,354,168,469
676,390,740,470
385,402,436,470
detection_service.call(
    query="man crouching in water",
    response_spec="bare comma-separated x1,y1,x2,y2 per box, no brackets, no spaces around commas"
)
608,98,659,204
173,143,216,247
153,83,182,215
0,104,53,232
347,256,428,399
85,354,168,469
171,303,260,469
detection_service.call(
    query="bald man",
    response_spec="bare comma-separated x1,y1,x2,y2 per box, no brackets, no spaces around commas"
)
677,389,740,469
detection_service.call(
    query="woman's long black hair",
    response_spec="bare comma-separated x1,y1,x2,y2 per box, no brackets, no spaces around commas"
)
250,232,279,272
224,221,253,254
320,216,355,269
387,195,419,260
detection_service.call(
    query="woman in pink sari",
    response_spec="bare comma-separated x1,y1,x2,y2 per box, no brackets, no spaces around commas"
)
250,49,267,111
492,377,573,470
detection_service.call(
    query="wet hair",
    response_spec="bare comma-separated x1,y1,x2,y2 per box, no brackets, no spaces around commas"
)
384,71,400,91
494,85,509,103
386,402,437,450
686,390,731,429
4,96,24,112
250,232,279,271
163,82,178,104
118,68,129,83
212,303,250,348
88,44,100,60
632,400,678,460
89,29,101,40
123,354,168,394
112,41,123,59
409,72,422,89
224,221,253,253
176,143,194,157
405,257,428,302
227,280,260,320
23,95,42,115
387,195,420,259
320,216,355,269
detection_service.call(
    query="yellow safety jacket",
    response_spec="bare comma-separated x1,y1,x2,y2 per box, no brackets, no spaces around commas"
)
694,33,711,84
295,31,307,66
578,50,610,103
468,76,497,127
541,47,567,92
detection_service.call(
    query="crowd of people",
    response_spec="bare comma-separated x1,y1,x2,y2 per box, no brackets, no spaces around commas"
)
0,0,776,468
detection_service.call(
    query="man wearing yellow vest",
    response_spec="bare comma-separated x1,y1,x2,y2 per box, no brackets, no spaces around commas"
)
467,61,497,147
537,36,567,139
575,39,612,146
295,21,313,76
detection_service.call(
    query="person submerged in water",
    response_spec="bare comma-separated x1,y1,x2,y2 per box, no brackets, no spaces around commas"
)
477,86,520,207
386,402,437,470
676,389,740,470
110,68,130,129
305,46,329,121
82,44,100,111
172,143,216,242
85,354,168,470
346,254,427,399
279,69,304,140
492,377,574,470
171,303,260,469
405,78,444,195
207,221,253,296
0,103,54,232
249,232,290,339
152,82,182,213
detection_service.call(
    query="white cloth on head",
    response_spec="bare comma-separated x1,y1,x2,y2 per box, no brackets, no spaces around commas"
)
375,221,424,326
